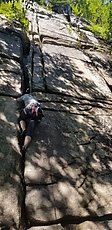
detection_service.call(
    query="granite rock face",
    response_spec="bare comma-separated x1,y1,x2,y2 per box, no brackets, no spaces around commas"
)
0,14,25,229
0,2,112,230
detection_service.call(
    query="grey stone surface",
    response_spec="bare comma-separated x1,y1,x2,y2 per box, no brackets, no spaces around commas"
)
37,10,105,49
26,185,56,221
80,29,99,45
0,96,22,228
84,50,112,90
24,125,52,184
28,222,112,230
0,31,22,60
24,6,112,229
0,17,24,229
65,221,112,230
42,44,111,99
25,109,112,220
0,26,23,96
32,45,44,91
0,70,21,96
0,15,9,27
0,57,22,73
29,226,63,230
0,4,112,230
28,10,38,36
38,16,78,45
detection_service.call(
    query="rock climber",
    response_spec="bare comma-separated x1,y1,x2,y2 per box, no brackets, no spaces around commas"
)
63,4,72,23
17,94,44,153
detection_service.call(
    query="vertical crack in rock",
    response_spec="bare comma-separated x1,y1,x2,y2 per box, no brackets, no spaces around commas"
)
19,152,28,230
40,46,47,92
21,32,32,94
38,24,47,92
16,31,31,229
27,43,34,94
36,7,48,92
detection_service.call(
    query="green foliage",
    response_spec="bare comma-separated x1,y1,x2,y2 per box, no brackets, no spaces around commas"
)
71,0,112,42
0,0,28,31
40,0,45,5
86,0,110,39
41,0,111,42
71,3,81,15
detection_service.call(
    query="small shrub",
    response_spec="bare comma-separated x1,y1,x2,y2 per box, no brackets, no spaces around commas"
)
0,0,28,32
